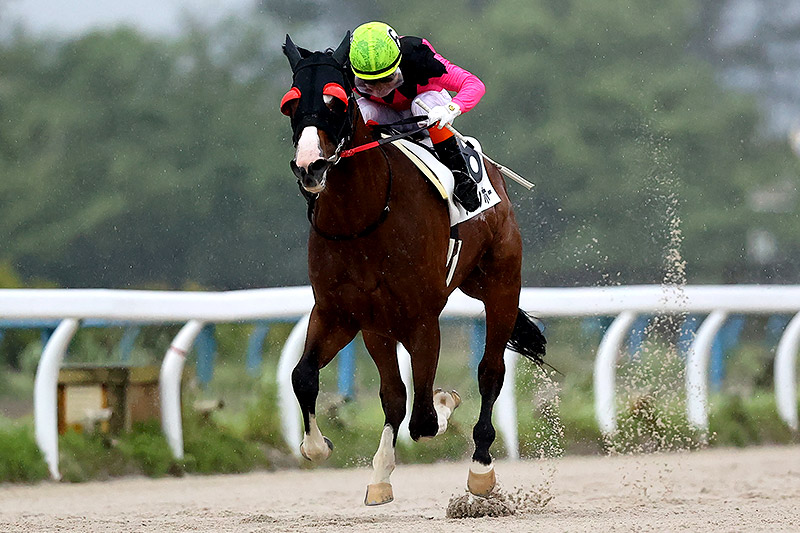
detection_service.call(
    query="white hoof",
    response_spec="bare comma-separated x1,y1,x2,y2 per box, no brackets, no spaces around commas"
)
300,436,333,463
433,389,461,436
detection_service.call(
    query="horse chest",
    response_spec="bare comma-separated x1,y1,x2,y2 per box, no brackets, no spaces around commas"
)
310,243,446,327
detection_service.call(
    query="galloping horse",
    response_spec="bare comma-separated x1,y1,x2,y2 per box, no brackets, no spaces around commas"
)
280,33,545,505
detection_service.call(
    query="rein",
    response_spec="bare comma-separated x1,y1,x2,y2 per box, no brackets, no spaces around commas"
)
307,144,394,241
305,113,427,241
327,115,429,162
337,117,429,159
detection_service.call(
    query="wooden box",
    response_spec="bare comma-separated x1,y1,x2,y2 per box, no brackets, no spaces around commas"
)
57,365,161,434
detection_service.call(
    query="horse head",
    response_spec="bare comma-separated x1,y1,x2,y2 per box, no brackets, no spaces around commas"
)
281,33,352,194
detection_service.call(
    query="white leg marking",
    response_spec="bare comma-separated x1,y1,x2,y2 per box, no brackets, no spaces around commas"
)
469,460,494,475
301,415,332,462
294,126,322,171
467,460,497,496
369,425,396,485
433,389,459,436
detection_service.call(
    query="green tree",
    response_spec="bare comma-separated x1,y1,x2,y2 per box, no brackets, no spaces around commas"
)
0,26,309,289
382,0,798,284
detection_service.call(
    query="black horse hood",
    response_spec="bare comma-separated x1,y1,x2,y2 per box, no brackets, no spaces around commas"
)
282,34,352,146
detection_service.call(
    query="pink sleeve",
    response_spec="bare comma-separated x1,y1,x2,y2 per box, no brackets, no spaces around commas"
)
419,39,485,113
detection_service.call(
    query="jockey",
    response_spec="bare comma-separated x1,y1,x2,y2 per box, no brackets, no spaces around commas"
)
348,21,485,212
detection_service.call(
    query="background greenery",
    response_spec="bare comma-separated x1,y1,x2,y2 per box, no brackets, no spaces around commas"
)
1,0,798,291
1,0,799,482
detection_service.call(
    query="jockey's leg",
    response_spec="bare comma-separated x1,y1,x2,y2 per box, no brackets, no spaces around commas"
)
292,306,357,463
355,96,409,128
412,91,481,212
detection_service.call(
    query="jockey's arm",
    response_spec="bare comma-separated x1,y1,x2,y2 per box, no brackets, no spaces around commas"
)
421,39,486,113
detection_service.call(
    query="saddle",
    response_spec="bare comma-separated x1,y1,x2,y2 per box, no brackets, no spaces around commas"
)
389,136,501,225
386,134,502,285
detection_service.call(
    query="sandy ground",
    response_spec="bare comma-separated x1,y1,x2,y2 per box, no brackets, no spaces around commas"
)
1,445,798,532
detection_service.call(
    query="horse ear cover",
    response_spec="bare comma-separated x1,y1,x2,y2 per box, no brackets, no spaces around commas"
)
331,31,351,66
283,34,302,71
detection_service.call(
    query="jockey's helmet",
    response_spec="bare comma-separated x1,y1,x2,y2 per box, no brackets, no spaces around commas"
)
349,22,402,81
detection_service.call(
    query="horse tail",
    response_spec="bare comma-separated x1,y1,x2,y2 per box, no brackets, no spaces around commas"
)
506,309,547,366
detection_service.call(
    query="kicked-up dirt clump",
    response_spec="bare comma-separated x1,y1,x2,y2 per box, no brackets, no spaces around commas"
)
446,484,552,519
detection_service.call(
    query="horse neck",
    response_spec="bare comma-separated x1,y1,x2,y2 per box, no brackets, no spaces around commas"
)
314,119,389,232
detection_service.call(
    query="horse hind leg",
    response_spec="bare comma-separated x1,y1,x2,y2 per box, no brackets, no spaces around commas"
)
432,388,461,436
292,308,356,463
362,332,406,505
460,279,521,496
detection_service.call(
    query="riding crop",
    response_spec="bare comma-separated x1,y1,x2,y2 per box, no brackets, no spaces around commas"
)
414,100,535,190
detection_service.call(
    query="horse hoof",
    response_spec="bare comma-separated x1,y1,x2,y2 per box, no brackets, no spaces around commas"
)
300,436,334,462
450,389,461,409
433,388,461,411
364,482,394,506
467,464,496,497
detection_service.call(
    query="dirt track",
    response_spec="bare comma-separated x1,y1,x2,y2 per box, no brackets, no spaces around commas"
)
2,445,798,532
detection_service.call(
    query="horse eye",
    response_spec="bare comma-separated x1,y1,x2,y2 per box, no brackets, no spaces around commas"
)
323,94,346,113
282,100,298,117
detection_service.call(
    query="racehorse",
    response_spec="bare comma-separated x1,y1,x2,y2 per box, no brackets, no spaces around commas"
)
280,33,546,505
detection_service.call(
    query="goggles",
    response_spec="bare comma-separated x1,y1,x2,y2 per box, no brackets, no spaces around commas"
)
355,68,403,98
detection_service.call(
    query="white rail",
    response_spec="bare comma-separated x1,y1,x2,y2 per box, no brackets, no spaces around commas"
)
1,284,797,479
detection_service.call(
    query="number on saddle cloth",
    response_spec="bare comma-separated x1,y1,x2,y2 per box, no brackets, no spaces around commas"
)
456,138,484,184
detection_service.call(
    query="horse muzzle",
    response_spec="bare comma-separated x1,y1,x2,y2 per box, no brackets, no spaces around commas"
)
291,158,330,194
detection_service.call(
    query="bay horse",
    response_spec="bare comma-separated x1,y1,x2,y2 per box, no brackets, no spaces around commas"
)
280,33,545,505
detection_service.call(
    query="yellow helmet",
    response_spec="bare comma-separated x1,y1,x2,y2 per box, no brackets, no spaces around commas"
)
349,22,402,80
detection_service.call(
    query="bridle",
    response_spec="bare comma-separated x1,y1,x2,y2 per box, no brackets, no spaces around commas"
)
289,58,427,241
307,142,394,241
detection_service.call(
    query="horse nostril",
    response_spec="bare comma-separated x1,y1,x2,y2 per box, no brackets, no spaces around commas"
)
308,159,329,176
290,160,305,180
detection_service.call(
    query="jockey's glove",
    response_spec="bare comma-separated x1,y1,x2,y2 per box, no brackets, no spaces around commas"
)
426,101,461,129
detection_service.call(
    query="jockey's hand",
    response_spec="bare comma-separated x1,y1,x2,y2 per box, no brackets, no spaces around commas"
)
426,102,461,129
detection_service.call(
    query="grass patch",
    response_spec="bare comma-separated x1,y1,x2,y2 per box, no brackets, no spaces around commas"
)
0,421,49,483
709,393,797,447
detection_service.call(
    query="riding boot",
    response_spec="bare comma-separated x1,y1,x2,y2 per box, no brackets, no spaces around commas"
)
433,135,481,212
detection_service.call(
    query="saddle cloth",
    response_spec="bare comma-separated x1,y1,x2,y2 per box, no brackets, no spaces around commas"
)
390,137,502,226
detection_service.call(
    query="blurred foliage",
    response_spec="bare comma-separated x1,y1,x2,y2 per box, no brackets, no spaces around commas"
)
0,422,49,483
56,412,271,483
0,0,796,291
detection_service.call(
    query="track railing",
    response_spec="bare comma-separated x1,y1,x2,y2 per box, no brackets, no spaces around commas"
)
0,284,797,479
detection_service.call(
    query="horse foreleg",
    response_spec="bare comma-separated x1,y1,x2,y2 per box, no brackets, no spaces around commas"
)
365,425,396,505
292,308,356,463
363,332,405,505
